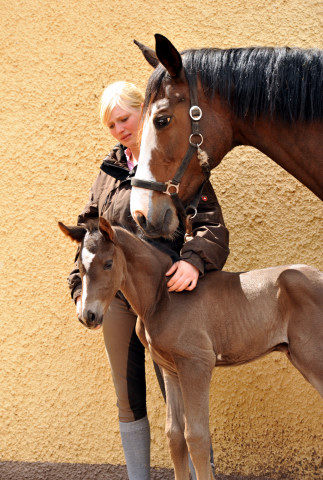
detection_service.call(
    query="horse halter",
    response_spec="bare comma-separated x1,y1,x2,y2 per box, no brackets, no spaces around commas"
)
131,69,210,228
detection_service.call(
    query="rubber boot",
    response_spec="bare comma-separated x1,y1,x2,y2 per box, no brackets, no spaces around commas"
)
119,416,150,480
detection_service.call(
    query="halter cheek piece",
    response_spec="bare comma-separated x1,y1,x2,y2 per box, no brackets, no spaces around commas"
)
131,69,210,229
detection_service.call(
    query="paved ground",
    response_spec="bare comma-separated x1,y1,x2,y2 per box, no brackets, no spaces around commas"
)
0,461,279,480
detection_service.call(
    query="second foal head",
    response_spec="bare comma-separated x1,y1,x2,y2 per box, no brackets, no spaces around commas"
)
59,218,124,330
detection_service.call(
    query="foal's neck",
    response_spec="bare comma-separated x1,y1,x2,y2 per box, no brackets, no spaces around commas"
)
116,228,172,318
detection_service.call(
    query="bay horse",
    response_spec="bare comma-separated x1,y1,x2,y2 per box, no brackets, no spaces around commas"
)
59,218,323,480
130,34,323,238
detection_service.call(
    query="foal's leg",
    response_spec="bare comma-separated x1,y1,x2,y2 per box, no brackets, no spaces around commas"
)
175,356,215,480
163,370,190,480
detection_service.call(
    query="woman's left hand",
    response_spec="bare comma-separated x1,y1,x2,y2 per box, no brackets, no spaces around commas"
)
165,260,199,292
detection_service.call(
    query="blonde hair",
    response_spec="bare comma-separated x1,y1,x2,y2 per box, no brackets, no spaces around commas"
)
100,81,144,127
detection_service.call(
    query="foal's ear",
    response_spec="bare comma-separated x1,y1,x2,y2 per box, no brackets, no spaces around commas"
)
154,34,183,77
99,217,115,243
58,222,86,242
134,39,159,68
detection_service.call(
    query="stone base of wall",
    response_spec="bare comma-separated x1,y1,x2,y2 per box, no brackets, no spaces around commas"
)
0,461,278,480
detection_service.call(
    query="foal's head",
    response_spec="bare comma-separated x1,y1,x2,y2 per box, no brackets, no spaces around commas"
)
59,218,124,330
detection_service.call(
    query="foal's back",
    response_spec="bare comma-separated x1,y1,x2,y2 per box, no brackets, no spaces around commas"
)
145,264,323,371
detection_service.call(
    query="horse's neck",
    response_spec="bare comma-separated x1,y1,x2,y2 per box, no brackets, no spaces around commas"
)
234,117,323,199
116,229,171,317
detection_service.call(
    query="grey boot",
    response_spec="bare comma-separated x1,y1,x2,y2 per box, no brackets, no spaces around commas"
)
119,416,150,480
188,453,197,480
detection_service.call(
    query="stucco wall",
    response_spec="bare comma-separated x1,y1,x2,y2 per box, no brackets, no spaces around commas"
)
1,0,322,478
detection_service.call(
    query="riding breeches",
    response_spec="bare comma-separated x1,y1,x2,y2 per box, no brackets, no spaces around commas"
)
103,294,164,423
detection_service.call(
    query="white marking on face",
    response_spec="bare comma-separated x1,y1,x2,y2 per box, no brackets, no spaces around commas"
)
80,264,104,321
80,243,96,314
81,275,103,320
81,246,95,273
130,106,158,217
81,273,89,305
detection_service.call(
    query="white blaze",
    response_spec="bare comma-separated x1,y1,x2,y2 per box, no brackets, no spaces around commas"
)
130,108,157,218
79,238,105,323
81,245,95,312
82,246,95,272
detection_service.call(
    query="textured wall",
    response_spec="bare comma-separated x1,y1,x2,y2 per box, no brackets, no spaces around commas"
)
0,0,322,478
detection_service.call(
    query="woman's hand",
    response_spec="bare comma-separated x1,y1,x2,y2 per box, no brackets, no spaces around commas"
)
165,261,199,292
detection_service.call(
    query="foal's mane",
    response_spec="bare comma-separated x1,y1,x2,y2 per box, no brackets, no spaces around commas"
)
114,226,175,310
144,46,323,123
114,225,180,264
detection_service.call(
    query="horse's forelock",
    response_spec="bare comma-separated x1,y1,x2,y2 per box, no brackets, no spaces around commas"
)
143,65,167,116
138,66,167,143
143,46,323,123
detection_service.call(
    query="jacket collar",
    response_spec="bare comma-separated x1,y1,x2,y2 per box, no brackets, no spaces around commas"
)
101,143,128,171
100,143,138,179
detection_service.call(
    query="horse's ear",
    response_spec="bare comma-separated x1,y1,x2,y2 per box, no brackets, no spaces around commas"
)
134,39,159,68
154,34,182,77
58,222,86,242
99,217,115,243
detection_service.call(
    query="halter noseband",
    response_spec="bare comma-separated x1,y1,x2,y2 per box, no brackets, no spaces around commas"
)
131,69,210,228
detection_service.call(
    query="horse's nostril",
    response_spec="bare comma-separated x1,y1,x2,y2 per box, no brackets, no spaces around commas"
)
134,211,147,229
164,208,174,227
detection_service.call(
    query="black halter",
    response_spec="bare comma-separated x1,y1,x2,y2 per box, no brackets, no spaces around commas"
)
131,69,210,228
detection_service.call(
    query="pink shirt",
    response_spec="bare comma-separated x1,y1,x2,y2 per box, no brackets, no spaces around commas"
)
125,148,137,171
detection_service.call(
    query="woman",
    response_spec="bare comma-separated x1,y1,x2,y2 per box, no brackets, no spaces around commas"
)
68,81,229,479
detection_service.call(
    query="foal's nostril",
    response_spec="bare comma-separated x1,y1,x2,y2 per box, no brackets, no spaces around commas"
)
87,310,96,324
134,211,147,230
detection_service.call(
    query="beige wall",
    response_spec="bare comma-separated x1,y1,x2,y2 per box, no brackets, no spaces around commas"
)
1,0,322,477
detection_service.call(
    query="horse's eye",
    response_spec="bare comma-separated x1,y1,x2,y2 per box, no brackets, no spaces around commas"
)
154,116,172,130
103,260,113,270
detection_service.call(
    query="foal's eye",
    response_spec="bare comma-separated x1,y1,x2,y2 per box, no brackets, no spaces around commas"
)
103,260,113,270
154,116,172,130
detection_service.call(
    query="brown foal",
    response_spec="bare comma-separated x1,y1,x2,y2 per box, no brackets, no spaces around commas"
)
60,218,323,480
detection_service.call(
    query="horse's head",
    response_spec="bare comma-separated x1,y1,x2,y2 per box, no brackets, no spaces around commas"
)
130,34,213,238
59,218,124,330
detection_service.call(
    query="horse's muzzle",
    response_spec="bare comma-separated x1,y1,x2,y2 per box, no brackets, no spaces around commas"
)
133,207,178,238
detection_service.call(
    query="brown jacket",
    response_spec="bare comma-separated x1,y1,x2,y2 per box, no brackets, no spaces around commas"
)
68,144,229,301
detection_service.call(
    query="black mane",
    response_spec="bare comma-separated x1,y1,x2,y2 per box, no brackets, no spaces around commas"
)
144,46,323,123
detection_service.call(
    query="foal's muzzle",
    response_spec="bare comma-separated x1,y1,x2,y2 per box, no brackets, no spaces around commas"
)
78,310,103,330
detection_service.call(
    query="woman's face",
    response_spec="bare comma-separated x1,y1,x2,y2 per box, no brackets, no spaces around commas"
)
107,105,141,150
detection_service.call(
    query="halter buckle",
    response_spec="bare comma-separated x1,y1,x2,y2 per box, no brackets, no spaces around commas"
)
189,105,202,121
165,180,180,196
